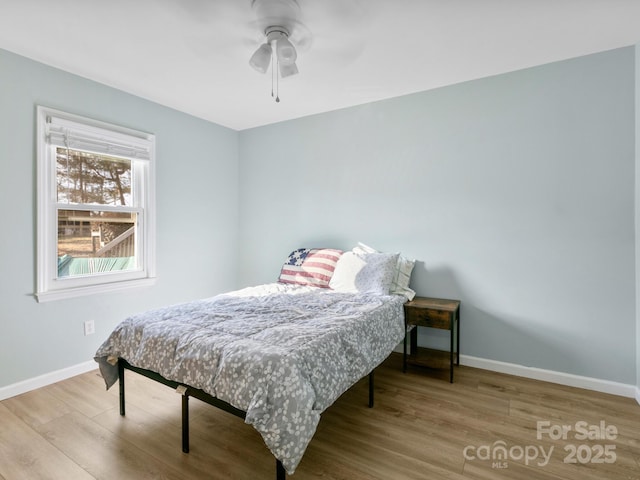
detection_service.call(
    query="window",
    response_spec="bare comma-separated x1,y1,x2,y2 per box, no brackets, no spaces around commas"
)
36,106,156,302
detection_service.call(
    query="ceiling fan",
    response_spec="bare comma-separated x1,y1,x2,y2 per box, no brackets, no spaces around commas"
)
247,0,368,102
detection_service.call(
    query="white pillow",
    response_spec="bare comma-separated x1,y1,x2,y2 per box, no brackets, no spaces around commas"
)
329,251,399,295
353,242,416,300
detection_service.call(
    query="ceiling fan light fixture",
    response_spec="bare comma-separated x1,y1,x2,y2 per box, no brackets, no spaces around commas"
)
251,18,304,101
279,61,298,78
276,36,297,65
249,43,272,73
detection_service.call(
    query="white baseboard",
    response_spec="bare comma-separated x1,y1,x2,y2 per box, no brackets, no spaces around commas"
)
460,354,637,399
2,355,639,404
0,360,97,401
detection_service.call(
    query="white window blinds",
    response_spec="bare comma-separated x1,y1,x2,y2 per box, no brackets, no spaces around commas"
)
45,114,152,161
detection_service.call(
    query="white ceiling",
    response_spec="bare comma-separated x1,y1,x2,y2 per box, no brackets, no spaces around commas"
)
1,0,640,131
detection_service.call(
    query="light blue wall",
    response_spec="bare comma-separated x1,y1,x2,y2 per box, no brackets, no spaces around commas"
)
1,45,637,391
239,47,636,384
0,49,240,388
636,43,640,395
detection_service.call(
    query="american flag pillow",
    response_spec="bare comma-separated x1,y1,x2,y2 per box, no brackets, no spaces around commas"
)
278,248,343,288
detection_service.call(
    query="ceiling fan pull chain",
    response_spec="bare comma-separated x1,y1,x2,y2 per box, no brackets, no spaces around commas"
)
271,46,275,99
275,56,280,103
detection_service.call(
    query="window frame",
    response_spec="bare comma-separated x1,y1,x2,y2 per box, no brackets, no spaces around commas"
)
36,106,156,302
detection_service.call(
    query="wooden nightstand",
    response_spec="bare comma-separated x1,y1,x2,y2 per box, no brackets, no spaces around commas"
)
403,297,460,382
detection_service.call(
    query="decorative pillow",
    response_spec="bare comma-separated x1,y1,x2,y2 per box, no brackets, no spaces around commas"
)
329,251,399,295
278,248,343,288
393,256,416,299
353,242,416,300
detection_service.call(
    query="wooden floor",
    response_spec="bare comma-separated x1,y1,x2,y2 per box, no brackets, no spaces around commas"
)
1,353,639,479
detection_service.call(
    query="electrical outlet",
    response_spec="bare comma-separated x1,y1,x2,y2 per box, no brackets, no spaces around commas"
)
84,320,95,336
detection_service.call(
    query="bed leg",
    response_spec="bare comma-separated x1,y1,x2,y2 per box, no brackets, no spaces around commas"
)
368,370,374,408
276,459,286,480
118,360,125,416
182,393,190,453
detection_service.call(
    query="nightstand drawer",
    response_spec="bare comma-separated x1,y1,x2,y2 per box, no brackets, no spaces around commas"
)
405,307,451,329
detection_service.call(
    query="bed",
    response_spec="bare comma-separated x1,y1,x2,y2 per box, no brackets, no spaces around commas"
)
94,246,415,478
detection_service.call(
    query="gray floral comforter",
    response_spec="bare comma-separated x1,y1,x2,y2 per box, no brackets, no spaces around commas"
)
94,283,405,474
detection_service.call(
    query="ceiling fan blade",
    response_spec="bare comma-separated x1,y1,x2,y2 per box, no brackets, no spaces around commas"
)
161,0,252,25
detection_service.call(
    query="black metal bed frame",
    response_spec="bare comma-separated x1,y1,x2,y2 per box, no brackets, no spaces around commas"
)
117,358,375,479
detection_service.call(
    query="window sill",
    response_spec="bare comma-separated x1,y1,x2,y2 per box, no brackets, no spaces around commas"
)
35,277,157,303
